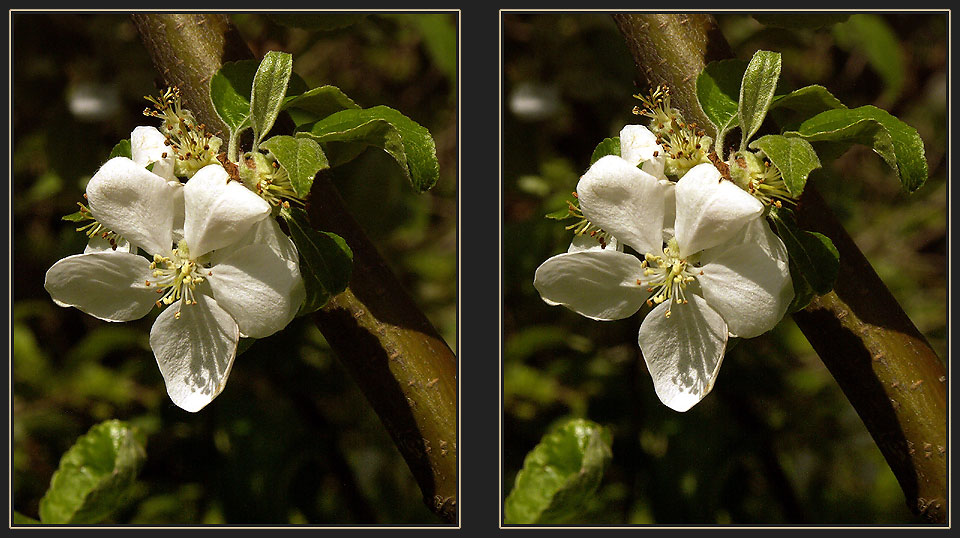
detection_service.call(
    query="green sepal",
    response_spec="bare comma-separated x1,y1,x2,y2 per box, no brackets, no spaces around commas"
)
260,135,329,198
297,105,439,192
503,418,613,524
589,137,621,166
281,207,353,315
749,134,821,196
38,420,146,524
769,207,840,296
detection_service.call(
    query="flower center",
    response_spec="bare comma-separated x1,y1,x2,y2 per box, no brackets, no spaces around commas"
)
146,240,208,318
640,238,700,318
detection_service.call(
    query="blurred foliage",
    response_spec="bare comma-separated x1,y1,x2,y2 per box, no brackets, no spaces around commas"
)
12,12,456,524
502,13,945,524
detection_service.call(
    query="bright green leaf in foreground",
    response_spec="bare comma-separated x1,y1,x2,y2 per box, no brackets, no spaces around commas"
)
504,418,613,524
768,85,846,131
38,420,146,524
298,105,439,192
738,50,782,149
260,135,329,198
750,134,821,196
282,85,360,123
785,105,927,192
589,137,621,165
250,51,294,147
282,207,353,315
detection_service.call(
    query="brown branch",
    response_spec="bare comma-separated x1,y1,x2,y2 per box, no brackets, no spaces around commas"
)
613,13,946,523
132,13,456,523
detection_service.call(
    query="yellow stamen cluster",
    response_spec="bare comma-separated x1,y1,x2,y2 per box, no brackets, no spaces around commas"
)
633,85,712,178
146,241,206,318
244,153,302,209
143,87,221,178
641,238,698,318
743,160,793,209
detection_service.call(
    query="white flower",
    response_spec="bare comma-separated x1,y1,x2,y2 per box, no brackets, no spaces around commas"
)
534,162,793,412
45,160,303,412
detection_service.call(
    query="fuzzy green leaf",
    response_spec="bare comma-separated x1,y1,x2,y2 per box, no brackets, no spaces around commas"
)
750,134,821,195
298,105,439,192
210,59,259,134
250,51,294,146
260,135,329,198
282,207,353,314
738,50,782,148
38,420,146,524
769,208,840,296
589,137,621,165
504,418,613,524
768,85,846,131
785,105,927,192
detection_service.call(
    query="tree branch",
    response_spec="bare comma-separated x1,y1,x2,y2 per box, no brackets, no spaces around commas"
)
613,13,945,523
132,13,456,523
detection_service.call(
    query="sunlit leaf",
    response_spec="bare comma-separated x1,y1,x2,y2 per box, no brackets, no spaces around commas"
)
589,137,620,165
250,51,293,146
750,134,821,195
738,50,781,148
260,135,329,198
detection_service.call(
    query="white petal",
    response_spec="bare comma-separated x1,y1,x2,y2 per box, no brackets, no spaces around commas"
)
207,244,303,338
131,126,176,181
86,157,176,256
183,164,271,258
619,124,661,167
660,179,676,242
642,154,667,181
44,252,157,322
698,218,794,338
533,249,649,321
171,182,185,243
577,155,667,255
150,294,239,412
638,295,728,412
673,163,763,257
566,234,620,253
84,236,135,254
209,217,298,266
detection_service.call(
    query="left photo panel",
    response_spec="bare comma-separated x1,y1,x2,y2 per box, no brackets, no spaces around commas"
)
12,11,458,526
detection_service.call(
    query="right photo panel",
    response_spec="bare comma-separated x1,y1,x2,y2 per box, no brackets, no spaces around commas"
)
501,11,947,526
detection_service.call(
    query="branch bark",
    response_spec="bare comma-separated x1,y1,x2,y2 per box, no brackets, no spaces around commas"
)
613,13,946,523
132,13,457,523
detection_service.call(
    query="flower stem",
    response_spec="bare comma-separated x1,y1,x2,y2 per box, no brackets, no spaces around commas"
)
613,13,946,523
131,13,457,523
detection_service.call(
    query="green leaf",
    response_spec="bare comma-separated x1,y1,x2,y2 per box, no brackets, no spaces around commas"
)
768,85,846,131
282,85,360,123
270,13,368,31
107,139,131,160
738,50,782,149
260,135,329,198
250,51,294,147
749,134,821,195
210,59,259,134
769,208,839,295
282,207,353,314
504,418,613,524
833,15,905,104
785,106,927,192
13,511,40,524
298,105,439,192
752,14,850,29
589,137,621,165
38,420,146,524
696,58,748,137
785,258,817,313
